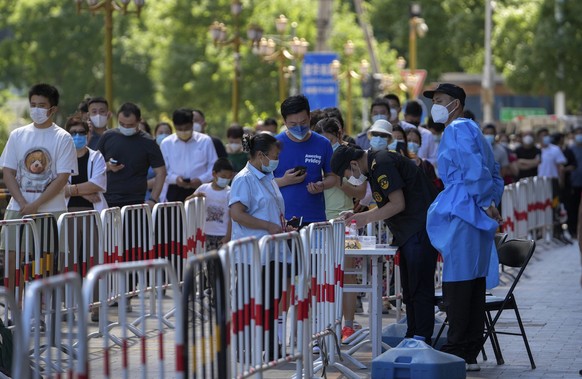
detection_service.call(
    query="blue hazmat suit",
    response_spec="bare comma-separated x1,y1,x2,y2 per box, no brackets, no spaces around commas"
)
427,118,504,289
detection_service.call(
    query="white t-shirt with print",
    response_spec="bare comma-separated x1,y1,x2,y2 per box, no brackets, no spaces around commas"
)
194,183,230,236
0,123,78,212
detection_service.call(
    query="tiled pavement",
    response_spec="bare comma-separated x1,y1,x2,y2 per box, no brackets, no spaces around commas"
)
267,238,582,378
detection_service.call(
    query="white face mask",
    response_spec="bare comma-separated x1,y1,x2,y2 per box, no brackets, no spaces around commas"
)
390,108,398,120
347,163,367,186
228,143,242,152
90,114,108,128
522,135,534,146
431,100,457,124
216,177,230,188
30,107,50,125
193,122,202,132
118,124,137,136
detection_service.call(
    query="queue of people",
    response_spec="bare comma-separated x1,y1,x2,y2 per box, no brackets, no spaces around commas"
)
3,82,567,372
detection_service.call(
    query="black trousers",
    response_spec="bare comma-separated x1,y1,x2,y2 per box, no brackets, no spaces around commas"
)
441,277,486,363
399,229,438,343
166,185,195,202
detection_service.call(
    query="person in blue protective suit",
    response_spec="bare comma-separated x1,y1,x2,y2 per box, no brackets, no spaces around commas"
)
424,83,504,372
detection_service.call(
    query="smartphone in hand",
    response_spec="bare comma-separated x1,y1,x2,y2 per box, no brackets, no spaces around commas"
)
293,166,307,176
109,158,118,165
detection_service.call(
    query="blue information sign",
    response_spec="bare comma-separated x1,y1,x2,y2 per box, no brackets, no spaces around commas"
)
301,52,338,110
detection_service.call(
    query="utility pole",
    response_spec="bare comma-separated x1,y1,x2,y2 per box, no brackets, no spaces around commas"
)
316,0,332,51
482,0,494,124
554,0,566,118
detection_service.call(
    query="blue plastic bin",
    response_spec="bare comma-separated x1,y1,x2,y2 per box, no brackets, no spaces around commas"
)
372,338,466,379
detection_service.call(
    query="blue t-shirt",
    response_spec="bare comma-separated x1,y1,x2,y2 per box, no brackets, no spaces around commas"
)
274,132,333,222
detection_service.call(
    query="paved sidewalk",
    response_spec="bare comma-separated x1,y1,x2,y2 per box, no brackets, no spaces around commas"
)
268,238,582,379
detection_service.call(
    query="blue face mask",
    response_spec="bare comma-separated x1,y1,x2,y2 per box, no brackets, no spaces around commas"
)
371,114,388,123
388,140,398,150
287,125,310,140
332,142,340,151
260,154,279,173
542,136,551,145
575,135,582,144
72,134,87,150
484,135,495,145
156,133,170,145
370,136,388,151
408,142,420,155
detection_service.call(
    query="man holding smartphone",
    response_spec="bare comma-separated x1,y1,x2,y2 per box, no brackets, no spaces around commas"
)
160,108,217,202
274,95,336,226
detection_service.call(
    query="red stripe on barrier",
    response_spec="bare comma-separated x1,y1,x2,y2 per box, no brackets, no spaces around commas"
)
182,244,189,258
246,300,252,327
73,263,78,274
15,268,21,288
137,247,143,261
255,303,264,328
264,308,270,330
503,217,515,232
141,335,147,364
279,291,286,314
104,346,110,377
394,251,400,265
326,283,335,302
514,210,527,221
122,339,129,369
175,343,185,371
158,332,164,361
290,284,295,303
338,268,344,287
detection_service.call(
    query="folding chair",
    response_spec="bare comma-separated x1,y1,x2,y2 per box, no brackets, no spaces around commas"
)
494,233,508,248
482,238,536,369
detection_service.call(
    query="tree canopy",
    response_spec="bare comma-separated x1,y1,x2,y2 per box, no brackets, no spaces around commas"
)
0,0,580,139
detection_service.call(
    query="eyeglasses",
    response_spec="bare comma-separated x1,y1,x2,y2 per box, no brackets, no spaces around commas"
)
70,131,87,136
370,132,388,138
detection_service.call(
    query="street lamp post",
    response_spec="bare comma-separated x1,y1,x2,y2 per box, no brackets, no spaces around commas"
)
408,3,428,99
75,0,145,111
256,15,309,105
331,41,366,137
209,0,252,123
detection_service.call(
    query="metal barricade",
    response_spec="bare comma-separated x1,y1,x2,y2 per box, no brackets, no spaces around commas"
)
184,197,206,256
258,232,308,377
0,218,41,305
525,179,537,238
121,204,155,263
83,259,184,379
182,250,229,379
57,210,103,278
101,207,123,265
541,176,554,241
152,202,188,282
19,272,88,379
501,184,515,239
303,222,362,379
221,237,263,377
514,180,529,239
27,213,59,280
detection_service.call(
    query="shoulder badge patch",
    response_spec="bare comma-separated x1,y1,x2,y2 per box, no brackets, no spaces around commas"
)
373,191,383,203
377,174,389,190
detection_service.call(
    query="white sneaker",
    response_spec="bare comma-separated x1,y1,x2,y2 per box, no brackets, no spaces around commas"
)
466,363,481,371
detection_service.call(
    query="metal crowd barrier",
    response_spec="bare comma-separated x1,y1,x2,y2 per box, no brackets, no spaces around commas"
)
19,272,88,379
182,250,229,379
500,177,553,242
302,222,362,378
221,237,262,377
184,197,206,257
0,218,41,306
57,210,103,279
152,202,188,282
83,259,184,379
25,213,59,281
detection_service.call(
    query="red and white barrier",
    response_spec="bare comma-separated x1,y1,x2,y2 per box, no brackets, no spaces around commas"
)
182,250,229,379
0,287,22,379
152,202,188,281
83,259,184,379
20,272,88,379
500,176,554,242
258,231,308,377
0,218,41,305
302,222,363,379
184,197,206,256
57,210,103,278
221,237,263,377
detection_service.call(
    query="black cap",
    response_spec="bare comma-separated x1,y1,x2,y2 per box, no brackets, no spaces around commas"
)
423,83,466,107
331,145,364,177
